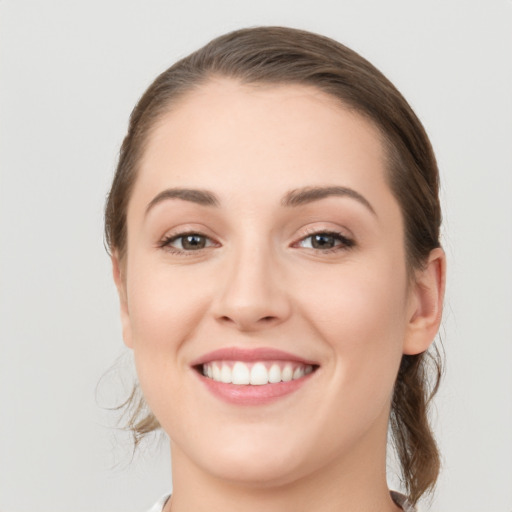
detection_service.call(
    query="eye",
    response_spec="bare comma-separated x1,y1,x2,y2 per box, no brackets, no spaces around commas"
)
296,231,354,251
160,232,217,252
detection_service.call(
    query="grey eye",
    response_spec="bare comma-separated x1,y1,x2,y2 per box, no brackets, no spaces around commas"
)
299,233,341,249
165,233,215,251
297,232,354,251
185,235,207,250
309,234,338,249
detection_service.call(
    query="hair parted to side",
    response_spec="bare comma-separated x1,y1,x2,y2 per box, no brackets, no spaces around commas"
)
105,26,443,505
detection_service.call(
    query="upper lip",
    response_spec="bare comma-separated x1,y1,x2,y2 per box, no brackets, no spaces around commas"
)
190,347,318,367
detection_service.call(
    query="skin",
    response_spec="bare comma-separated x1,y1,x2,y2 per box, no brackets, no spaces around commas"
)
113,79,445,512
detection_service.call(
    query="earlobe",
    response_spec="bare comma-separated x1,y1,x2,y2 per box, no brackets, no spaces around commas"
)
111,252,134,349
403,247,446,355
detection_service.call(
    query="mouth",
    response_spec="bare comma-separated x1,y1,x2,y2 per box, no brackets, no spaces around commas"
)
191,347,319,405
196,360,316,385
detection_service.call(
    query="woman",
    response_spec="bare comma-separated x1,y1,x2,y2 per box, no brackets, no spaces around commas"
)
105,27,445,512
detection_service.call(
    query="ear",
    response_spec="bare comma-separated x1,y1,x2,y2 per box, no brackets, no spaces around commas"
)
111,251,134,349
403,247,446,355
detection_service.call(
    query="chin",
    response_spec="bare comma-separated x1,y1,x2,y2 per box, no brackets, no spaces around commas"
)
205,454,305,488
185,432,311,488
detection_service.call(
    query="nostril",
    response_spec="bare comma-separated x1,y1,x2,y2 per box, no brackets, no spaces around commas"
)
219,315,276,323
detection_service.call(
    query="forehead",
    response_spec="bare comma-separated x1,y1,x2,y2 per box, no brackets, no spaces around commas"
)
133,79,394,215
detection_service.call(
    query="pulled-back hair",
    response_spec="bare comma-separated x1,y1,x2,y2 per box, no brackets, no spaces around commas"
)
105,26,442,505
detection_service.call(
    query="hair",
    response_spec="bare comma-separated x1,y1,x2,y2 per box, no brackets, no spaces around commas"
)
105,26,443,505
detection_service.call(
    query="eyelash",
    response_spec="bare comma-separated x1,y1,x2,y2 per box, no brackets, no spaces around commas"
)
158,230,355,255
158,231,218,255
293,230,355,253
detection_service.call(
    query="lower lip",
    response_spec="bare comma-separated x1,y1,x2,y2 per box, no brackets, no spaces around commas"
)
197,373,314,405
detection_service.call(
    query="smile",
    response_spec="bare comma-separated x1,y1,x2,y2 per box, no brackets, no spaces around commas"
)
191,347,319,405
202,361,315,385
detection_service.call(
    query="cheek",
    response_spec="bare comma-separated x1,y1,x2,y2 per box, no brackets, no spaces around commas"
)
298,259,409,396
124,258,212,402
300,256,409,340
127,256,209,342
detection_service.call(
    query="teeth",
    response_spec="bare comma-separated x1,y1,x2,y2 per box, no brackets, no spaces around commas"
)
250,362,268,385
232,362,250,385
202,361,314,385
212,363,221,382
293,366,305,380
282,364,293,382
268,363,281,383
220,363,232,383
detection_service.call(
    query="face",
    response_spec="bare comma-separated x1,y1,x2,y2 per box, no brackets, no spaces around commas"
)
116,79,428,487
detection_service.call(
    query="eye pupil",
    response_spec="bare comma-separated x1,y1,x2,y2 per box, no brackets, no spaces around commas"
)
312,234,336,249
182,235,206,250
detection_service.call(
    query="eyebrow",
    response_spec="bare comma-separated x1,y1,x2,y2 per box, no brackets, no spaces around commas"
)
282,186,376,215
145,185,375,216
145,188,220,215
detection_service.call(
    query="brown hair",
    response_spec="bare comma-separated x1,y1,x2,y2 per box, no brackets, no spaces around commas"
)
105,26,442,505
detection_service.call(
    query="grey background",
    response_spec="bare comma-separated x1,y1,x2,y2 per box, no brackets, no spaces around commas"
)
1,1,511,511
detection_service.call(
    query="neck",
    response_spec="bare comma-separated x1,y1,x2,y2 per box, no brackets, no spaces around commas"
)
165,413,402,512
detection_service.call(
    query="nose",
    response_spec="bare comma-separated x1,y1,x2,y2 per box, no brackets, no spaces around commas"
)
211,245,292,332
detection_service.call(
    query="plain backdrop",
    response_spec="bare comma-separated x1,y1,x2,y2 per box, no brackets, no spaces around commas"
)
1,1,511,511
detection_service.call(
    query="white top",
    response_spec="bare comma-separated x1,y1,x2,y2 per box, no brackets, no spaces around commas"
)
146,491,416,511
146,494,171,512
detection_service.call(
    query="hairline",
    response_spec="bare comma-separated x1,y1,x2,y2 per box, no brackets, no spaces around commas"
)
116,75,419,277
